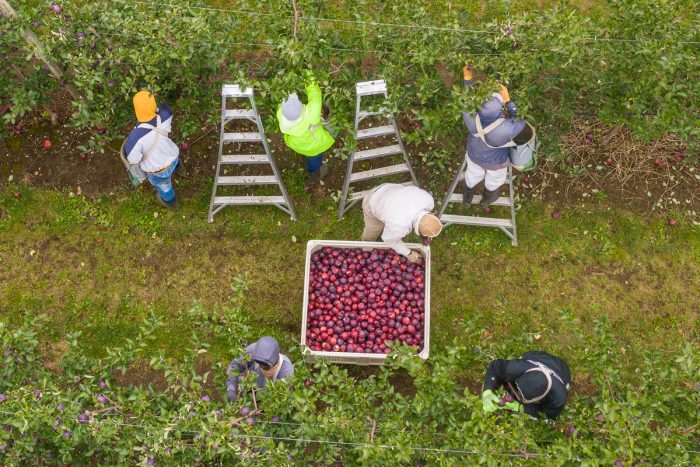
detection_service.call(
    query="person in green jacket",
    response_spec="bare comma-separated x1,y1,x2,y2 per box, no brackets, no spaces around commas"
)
277,71,335,186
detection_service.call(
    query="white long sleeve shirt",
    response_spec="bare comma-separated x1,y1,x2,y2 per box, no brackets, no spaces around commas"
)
367,184,434,256
124,104,179,173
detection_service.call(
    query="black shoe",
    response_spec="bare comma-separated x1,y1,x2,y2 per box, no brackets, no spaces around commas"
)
156,193,178,210
174,160,187,177
480,189,500,209
462,185,475,206
306,164,330,185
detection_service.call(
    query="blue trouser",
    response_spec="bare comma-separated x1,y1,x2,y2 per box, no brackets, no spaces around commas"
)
306,153,323,173
146,158,179,203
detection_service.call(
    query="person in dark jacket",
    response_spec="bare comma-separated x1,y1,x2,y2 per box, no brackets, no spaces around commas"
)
481,350,571,420
461,65,533,209
226,336,294,402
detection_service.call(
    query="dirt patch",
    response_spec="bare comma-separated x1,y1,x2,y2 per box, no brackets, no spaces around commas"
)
40,340,69,374
388,370,417,398
113,359,169,392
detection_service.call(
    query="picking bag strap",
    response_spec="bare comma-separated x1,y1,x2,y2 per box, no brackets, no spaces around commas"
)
473,114,517,149
137,115,166,164
526,360,570,390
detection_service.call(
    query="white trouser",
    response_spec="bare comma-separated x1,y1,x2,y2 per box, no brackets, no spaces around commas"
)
464,157,508,191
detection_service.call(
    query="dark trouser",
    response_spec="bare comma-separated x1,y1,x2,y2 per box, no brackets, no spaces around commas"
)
306,153,324,173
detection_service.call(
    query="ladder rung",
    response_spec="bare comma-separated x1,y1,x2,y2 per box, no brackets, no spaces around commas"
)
222,84,253,97
349,163,409,183
439,214,513,228
216,175,279,185
213,195,287,205
356,80,387,96
223,132,262,143
349,181,415,201
224,109,256,120
220,154,269,164
353,144,402,162
356,125,395,140
448,194,512,207
358,108,387,120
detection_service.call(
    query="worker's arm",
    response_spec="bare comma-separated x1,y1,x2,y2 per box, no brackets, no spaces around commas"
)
461,65,475,127
498,84,519,119
381,223,412,257
305,80,323,125
125,129,146,165
225,357,249,401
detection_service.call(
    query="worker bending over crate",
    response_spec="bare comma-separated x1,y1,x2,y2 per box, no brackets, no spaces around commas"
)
361,183,443,263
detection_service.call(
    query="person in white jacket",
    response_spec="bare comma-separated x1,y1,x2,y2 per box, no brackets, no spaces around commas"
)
124,90,186,209
361,183,443,262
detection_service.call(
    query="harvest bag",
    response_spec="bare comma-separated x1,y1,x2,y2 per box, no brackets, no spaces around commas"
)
120,116,169,186
473,115,538,170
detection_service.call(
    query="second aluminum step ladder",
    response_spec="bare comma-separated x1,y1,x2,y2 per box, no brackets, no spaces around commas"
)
207,84,296,222
338,79,418,220
438,154,518,246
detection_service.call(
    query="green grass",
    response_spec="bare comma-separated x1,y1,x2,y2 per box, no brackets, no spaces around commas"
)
0,178,698,390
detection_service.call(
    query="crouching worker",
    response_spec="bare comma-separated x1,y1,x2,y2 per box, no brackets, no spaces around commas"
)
461,64,533,209
362,183,443,263
125,90,186,209
481,350,571,420
226,336,294,402
277,70,335,187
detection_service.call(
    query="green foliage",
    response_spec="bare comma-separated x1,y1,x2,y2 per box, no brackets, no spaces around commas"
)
1,286,698,464
1,0,698,155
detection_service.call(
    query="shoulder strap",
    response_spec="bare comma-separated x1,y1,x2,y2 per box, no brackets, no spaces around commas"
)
473,114,517,149
137,116,166,164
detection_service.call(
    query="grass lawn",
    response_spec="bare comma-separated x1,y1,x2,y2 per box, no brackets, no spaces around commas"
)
1,175,697,392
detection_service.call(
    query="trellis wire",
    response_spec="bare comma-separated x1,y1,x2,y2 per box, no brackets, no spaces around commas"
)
135,1,700,46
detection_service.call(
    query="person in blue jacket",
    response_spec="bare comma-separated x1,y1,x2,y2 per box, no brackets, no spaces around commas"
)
461,65,533,209
226,336,294,402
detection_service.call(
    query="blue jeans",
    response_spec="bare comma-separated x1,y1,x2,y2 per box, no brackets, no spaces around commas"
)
146,158,179,203
306,153,323,173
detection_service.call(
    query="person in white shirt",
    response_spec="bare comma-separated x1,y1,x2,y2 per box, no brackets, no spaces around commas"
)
361,183,443,262
124,90,186,209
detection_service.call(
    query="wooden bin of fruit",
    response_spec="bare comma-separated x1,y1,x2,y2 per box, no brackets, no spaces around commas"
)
302,240,430,365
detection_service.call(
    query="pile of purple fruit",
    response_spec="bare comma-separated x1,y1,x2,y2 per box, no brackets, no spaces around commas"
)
306,247,426,354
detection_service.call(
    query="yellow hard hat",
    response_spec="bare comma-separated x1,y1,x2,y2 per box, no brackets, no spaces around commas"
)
418,213,443,238
133,90,157,122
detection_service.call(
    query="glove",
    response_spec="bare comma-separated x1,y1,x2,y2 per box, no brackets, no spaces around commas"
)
498,84,511,103
502,400,522,412
512,164,525,171
462,64,473,81
406,250,422,264
482,390,500,414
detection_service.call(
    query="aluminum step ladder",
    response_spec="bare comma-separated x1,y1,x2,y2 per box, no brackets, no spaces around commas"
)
338,79,418,220
207,84,296,222
438,154,518,246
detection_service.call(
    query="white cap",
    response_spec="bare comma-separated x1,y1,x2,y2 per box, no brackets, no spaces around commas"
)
281,93,303,121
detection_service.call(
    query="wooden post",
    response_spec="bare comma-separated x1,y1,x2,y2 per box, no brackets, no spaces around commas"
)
0,0,80,99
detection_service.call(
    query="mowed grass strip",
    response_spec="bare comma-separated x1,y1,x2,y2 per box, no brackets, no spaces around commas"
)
0,182,697,387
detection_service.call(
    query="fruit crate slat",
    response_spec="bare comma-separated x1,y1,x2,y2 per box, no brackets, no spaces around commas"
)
301,240,431,366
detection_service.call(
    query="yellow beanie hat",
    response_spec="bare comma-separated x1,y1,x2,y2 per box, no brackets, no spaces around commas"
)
133,90,157,122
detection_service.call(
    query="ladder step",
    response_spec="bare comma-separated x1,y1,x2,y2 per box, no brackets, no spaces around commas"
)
223,132,262,143
356,80,387,96
220,154,269,164
349,181,415,201
224,109,256,120
216,175,279,185
358,108,387,120
353,144,402,162
213,195,287,206
448,194,512,207
356,125,396,140
222,84,253,97
349,163,409,183
439,214,513,228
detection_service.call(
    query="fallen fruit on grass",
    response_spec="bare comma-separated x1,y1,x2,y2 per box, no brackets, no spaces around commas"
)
51,3,62,14
654,157,662,165
271,415,281,423
42,139,53,149
200,395,211,403
551,209,561,219
303,379,313,387
181,142,190,150
96,394,108,404
240,406,251,416
245,417,255,426
80,152,87,160
77,413,90,424
14,192,20,198
668,219,677,226
563,423,577,438
97,128,106,135
305,247,426,354
605,157,612,165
